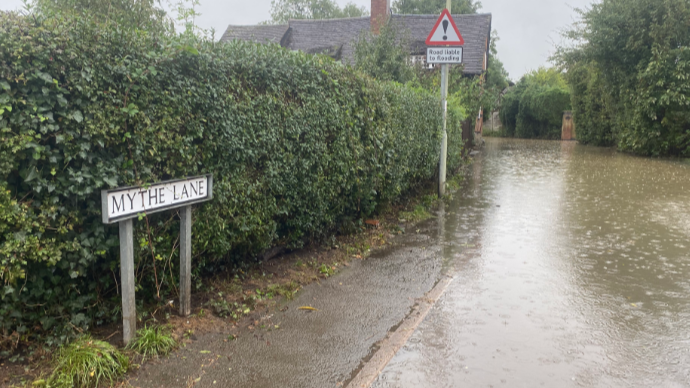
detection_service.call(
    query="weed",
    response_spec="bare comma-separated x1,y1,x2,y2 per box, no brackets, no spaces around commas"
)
45,336,129,388
267,281,300,300
206,294,251,320
399,204,432,223
421,194,438,208
226,279,243,295
319,264,335,277
207,293,232,318
345,245,358,255
446,173,464,191
126,325,177,362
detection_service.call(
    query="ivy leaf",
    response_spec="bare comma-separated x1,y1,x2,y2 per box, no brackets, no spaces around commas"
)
24,168,39,182
0,80,10,91
103,177,118,187
36,71,53,84
56,94,68,107
72,110,83,123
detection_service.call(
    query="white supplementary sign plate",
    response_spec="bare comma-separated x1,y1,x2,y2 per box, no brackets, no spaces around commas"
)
101,175,213,224
427,47,463,64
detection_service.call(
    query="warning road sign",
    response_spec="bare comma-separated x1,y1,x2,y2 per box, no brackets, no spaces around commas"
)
426,9,465,46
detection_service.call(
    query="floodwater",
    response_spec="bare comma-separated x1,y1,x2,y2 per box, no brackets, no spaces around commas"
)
374,138,690,388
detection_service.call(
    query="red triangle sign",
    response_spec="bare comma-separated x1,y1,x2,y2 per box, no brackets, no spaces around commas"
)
426,9,464,46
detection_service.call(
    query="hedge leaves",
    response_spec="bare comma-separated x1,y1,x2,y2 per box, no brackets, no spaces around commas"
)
0,10,465,346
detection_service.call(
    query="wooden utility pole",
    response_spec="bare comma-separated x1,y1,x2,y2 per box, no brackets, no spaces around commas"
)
438,0,452,198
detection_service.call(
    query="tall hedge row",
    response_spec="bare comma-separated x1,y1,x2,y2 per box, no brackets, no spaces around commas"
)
0,12,465,346
558,0,690,156
499,68,571,139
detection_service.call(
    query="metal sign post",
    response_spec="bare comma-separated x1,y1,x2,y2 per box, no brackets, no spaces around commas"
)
426,3,464,198
101,175,213,344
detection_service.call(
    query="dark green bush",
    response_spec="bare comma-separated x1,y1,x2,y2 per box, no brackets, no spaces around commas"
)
499,68,571,139
0,10,464,348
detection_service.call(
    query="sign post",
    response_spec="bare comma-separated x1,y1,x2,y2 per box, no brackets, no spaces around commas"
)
101,175,213,344
426,5,464,197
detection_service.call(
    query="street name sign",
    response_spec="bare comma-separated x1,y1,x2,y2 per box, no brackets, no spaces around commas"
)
425,9,465,46
101,175,213,224
427,47,463,64
101,175,213,344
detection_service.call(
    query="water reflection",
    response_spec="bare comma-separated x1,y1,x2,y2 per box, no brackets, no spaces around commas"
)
373,139,690,388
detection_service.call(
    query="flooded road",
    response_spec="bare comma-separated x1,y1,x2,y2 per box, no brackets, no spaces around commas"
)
374,139,690,388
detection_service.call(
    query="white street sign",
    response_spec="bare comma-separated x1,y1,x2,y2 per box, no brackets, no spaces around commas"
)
427,47,463,64
101,174,214,344
101,175,213,224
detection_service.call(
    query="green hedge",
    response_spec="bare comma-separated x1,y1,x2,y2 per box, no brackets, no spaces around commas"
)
500,68,571,139
0,11,465,346
558,0,690,156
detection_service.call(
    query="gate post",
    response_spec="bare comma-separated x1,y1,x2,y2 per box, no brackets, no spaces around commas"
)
562,111,575,141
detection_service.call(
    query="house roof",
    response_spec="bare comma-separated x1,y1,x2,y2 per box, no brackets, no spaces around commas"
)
284,17,371,63
220,13,492,75
220,24,288,45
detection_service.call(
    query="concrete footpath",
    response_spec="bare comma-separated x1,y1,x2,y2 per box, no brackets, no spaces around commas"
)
129,217,450,388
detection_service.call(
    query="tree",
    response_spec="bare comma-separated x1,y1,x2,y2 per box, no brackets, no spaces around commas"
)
30,0,171,33
392,0,481,15
555,0,690,156
485,31,510,92
353,24,415,84
269,0,368,24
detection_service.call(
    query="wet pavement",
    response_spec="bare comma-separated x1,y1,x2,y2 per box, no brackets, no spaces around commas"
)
135,138,690,387
374,139,690,388
132,228,447,388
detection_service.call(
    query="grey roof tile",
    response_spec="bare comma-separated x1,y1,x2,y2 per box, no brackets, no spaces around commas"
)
284,17,371,62
220,24,289,44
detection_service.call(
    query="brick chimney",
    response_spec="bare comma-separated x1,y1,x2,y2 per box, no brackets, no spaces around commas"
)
371,0,391,34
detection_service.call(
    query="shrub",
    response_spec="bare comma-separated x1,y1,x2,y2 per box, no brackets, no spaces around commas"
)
0,9,465,347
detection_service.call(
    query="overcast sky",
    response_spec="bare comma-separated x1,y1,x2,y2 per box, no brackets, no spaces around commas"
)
1,0,595,80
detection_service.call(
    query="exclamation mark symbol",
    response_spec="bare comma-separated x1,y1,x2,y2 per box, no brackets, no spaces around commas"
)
442,20,449,41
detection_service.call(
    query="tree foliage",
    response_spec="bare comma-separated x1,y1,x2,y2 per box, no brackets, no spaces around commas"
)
485,31,510,92
353,24,416,84
499,67,571,139
0,5,467,349
556,0,690,155
392,0,481,15
269,0,368,24
30,0,172,32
